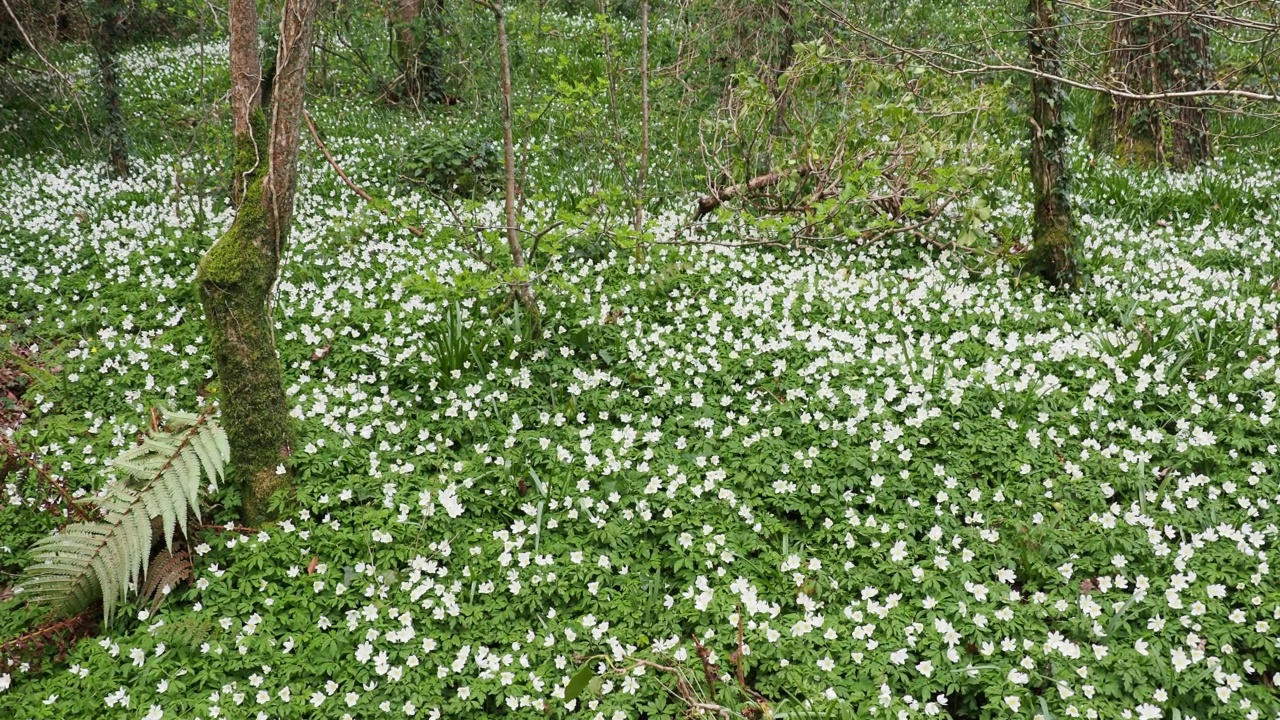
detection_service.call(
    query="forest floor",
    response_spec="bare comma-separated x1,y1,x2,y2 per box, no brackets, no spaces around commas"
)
3,14,1280,720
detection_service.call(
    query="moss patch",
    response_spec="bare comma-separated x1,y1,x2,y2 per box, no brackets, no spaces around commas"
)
195,110,296,525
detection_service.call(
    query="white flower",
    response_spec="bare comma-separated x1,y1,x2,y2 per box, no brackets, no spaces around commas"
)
1004,696,1021,712
890,541,908,562
817,656,835,672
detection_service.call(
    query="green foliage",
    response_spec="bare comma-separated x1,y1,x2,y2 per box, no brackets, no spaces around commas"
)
428,300,486,376
18,409,228,623
394,130,502,196
4,4,1280,720
699,39,1019,248
773,698,859,720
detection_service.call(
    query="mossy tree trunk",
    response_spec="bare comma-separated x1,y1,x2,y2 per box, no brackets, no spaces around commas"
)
196,0,318,525
1093,0,1212,169
1027,0,1080,289
89,1,128,179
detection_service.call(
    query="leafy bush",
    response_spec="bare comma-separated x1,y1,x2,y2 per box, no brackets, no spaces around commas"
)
394,130,502,196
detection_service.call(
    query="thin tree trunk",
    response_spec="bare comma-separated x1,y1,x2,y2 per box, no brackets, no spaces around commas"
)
493,4,538,326
227,0,262,206
634,0,649,234
771,0,796,135
196,0,319,524
91,2,128,179
595,0,619,129
1027,0,1079,289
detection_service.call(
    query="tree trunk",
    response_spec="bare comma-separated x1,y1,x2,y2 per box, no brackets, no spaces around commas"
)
1088,3,1122,156
90,2,128,179
1027,0,1079,289
227,0,262,206
1167,0,1211,169
1107,0,1163,165
771,0,796,135
393,0,446,104
196,0,319,524
634,0,649,234
492,4,538,328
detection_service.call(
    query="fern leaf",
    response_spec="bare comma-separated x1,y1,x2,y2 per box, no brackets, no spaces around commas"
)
19,408,229,623
189,431,220,487
140,547,192,615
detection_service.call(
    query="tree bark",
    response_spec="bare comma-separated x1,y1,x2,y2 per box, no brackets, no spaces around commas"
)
228,0,262,206
1093,0,1212,168
492,4,538,327
1167,0,1211,169
392,0,446,104
634,0,649,234
1107,0,1163,165
90,2,128,179
1027,0,1079,289
196,0,319,524
771,0,796,135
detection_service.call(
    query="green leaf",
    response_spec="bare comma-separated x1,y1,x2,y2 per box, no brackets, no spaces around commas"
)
563,662,595,703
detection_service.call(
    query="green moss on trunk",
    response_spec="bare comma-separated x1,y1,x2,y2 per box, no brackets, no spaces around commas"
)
1027,0,1080,290
1089,93,1115,157
1118,128,1159,168
196,111,295,524
1028,218,1078,289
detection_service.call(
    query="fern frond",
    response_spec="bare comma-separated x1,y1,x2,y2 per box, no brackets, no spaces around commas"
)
140,546,192,614
154,614,215,652
19,408,229,623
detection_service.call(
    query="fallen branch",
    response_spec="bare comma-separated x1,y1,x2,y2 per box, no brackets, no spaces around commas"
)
0,607,99,672
0,437,93,523
691,160,821,221
303,110,425,238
